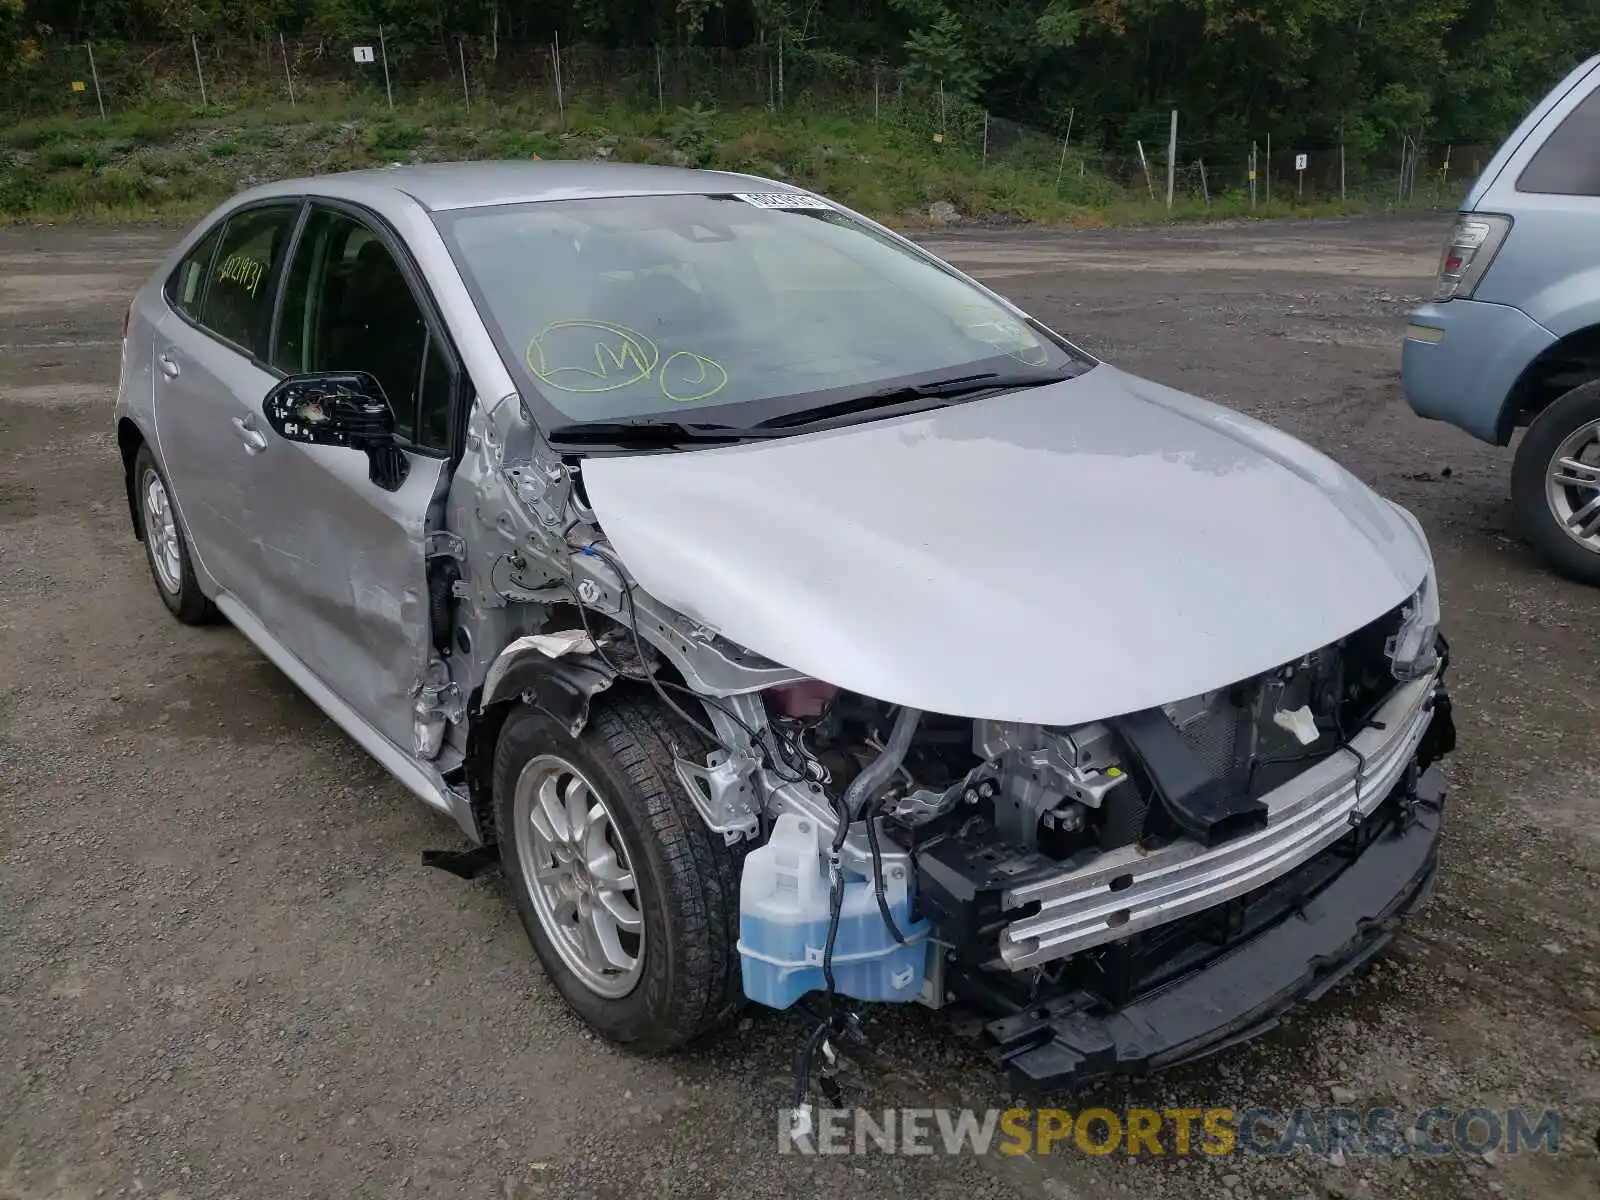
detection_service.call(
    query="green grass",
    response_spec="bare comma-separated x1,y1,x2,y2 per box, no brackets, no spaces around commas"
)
0,96,1432,225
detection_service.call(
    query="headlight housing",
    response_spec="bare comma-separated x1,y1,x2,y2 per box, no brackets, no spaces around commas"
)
1385,503,1442,681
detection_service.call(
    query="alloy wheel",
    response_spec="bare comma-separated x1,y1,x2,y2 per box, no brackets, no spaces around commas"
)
1544,418,1600,553
142,469,182,594
512,755,646,999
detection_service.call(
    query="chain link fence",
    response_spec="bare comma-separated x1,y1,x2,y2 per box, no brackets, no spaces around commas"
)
4,36,1485,211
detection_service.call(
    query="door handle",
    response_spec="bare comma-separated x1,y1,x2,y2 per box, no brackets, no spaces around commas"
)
231,414,268,455
158,353,180,379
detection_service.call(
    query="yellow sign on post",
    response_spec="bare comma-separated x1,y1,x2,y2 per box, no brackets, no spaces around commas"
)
71,81,86,92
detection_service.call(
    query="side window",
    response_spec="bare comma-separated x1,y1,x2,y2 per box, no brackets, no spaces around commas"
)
274,207,443,448
1518,86,1600,195
164,225,223,320
196,205,299,358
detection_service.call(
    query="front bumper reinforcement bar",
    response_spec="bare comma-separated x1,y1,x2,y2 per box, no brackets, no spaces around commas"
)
986,763,1447,1090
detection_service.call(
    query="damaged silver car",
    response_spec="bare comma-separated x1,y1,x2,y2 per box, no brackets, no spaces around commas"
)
115,162,1455,1094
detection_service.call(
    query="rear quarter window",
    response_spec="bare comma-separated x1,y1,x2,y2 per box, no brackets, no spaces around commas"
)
1517,85,1600,195
164,226,223,320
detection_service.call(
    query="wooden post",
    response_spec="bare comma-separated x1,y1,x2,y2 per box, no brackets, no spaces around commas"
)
1165,108,1177,210
1198,159,1209,207
280,33,295,106
458,40,471,106
378,24,393,109
1137,140,1154,199
192,35,208,109
552,33,564,124
86,41,106,120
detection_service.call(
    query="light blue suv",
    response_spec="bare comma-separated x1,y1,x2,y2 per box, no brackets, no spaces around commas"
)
1404,54,1600,583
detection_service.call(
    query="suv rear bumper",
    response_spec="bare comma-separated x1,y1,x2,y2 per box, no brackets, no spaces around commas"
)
1403,299,1555,444
985,754,1449,1090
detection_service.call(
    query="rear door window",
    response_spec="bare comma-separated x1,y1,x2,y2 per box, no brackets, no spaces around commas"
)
1518,85,1600,195
196,204,300,358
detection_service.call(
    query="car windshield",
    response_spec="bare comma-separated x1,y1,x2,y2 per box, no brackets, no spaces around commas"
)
434,192,1090,436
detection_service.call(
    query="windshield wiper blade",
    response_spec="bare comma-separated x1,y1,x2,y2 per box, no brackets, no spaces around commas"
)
755,369,1077,430
547,419,772,447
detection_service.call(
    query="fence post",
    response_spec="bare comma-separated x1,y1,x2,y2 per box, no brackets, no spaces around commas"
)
1137,140,1154,199
279,33,296,106
552,35,565,124
1165,108,1177,210
192,35,208,109
458,39,471,106
85,41,106,120
378,24,393,109
1198,159,1209,208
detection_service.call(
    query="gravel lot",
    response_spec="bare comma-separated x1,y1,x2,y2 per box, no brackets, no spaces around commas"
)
2,215,1597,1200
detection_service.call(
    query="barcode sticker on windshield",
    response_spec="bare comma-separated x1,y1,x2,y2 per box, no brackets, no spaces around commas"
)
732,192,834,210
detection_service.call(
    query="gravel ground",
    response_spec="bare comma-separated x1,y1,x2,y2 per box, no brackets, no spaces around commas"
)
1,215,1597,1200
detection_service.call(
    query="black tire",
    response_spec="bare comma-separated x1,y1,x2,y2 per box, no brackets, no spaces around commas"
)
132,445,216,624
1511,380,1600,586
493,694,744,1051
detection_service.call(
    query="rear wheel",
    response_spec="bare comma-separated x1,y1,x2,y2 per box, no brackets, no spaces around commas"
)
1512,380,1600,586
493,694,744,1050
133,445,215,624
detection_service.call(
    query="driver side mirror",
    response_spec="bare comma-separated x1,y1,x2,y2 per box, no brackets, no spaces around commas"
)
262,372,410,491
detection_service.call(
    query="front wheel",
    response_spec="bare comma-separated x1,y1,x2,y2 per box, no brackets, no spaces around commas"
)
493,695,744,1051
1512,380,1600,586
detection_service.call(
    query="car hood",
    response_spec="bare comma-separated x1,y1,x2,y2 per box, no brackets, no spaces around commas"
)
579,364,1431,725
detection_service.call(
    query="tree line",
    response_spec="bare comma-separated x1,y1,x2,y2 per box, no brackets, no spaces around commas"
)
5,1,1598,153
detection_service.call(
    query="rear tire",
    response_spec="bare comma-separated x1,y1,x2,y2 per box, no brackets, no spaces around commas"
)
494,694,745,1051
1511,380,1600,586
133,445,216,624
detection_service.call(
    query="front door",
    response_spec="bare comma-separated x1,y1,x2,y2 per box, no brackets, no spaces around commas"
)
152,203,301,611
249,203,459,755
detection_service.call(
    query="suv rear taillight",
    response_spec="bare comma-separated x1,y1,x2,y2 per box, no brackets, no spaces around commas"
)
1432,213,1511,302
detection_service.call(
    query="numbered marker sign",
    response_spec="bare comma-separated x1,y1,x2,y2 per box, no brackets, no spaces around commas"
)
1294,153,1308,171
353,45,376,64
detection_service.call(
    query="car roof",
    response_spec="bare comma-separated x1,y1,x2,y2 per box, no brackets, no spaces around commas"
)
231,160,799,214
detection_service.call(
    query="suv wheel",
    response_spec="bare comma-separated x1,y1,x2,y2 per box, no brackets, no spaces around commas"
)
493,695,744,1050
133,445,216,624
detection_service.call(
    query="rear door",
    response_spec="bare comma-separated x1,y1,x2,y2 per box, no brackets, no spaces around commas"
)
152,202,303,610
252,201,460,754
